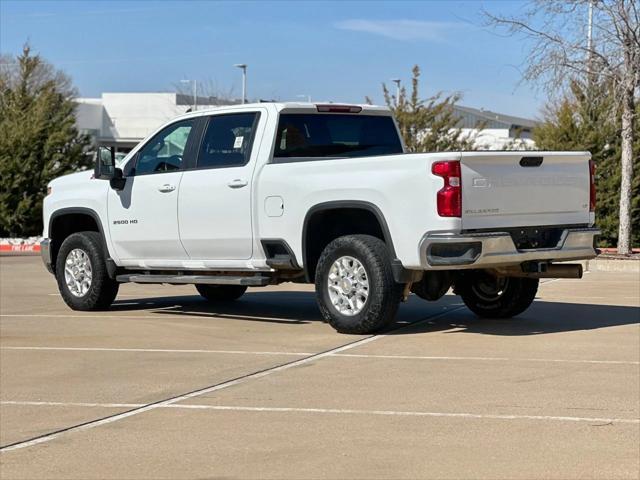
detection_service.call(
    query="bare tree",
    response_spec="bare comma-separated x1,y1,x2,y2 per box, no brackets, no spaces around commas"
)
172,78,239,108
484,0,639,253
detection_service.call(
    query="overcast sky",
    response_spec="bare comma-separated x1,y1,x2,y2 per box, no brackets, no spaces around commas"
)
1,0,561,119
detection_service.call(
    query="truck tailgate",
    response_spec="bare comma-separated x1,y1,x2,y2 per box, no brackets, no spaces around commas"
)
460,152,591,230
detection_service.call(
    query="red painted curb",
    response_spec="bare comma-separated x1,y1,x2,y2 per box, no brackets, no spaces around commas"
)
0,244,41,252
598,247,640,254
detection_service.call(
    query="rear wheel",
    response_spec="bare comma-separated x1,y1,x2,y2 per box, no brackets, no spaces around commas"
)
55,231,119,311
315,234,402,334
196,284,247,302
456,271,538,318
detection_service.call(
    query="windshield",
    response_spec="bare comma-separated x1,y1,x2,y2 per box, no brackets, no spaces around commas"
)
273,114,403,161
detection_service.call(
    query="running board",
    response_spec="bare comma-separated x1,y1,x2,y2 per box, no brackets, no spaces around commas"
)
116,274,271,286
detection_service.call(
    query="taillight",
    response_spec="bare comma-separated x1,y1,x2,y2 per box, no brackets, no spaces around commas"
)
432,160,461,217
589,159,596,212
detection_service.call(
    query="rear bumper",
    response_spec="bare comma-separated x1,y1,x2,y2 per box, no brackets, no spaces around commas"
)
419,227,599,270
41,238,53,274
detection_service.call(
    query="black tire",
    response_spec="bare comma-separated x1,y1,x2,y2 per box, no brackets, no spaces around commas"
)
456,271,538,318
195,284,247,302
315,234,402,334
55,231,119,311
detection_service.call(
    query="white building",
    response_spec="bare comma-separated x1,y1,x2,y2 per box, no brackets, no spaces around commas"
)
75,92,239,154
453,105,537,150
74,93,537,153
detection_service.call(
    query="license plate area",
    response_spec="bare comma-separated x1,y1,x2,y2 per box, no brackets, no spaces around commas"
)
507,226,565,250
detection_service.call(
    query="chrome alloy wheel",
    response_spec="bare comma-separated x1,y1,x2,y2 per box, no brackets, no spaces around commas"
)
64,248,93,297
327,256,369,316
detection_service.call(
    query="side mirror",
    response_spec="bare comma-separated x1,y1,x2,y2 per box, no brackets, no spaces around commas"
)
95,146,115,179
109,168,126,191
95,146,126,191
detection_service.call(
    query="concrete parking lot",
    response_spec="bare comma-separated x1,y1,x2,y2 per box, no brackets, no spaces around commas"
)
0,255,638,479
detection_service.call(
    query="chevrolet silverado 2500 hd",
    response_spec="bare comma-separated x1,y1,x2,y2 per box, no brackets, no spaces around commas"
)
41,103,599,333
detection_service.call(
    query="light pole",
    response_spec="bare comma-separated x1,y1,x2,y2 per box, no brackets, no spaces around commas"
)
391,79,401,106
586,0,594,84
180,79,197,111
234,64,247,104
296,94,312,103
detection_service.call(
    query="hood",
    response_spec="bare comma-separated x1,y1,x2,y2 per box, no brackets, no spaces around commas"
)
48,169,94,189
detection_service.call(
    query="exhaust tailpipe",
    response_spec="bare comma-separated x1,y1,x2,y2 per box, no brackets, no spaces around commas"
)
539,264,583,279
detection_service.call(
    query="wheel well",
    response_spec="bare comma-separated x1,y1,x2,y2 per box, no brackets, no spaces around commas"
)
50,213,101,271
303,207,391,281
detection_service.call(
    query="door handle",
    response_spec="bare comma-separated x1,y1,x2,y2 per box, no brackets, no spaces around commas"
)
158,184,176,193
227,179,248,189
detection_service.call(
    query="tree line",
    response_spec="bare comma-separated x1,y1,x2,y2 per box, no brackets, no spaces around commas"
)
0,46,90,238
1,5,638,250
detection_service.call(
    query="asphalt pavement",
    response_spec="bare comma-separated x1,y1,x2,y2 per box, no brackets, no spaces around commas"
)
0,255,638,479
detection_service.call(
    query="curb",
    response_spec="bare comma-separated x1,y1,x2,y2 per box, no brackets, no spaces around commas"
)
0,244,41,253
0,237,42,255
568,258,640,273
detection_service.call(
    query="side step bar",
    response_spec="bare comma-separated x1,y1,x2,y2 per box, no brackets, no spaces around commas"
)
266,254,298,269
116,274,271,286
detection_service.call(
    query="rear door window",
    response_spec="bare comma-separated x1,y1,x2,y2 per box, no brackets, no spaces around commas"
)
196,113,259,169
273,114,402,162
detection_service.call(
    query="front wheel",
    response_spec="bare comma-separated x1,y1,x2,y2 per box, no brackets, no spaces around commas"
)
315,234,402,334
456,271,538,318
55,231,119,311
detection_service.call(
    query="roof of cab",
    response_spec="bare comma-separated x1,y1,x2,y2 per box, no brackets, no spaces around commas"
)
175,102,392,121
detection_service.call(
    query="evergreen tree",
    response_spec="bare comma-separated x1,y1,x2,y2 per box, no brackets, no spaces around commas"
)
533,79,640,246
0,45,90,237
374,66,479,152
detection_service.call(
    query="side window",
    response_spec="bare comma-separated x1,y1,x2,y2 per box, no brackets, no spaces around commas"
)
134,119,194,175
196,113,258,169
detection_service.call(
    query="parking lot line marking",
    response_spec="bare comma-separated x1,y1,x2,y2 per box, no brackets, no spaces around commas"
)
2,401,637,425
2,347,637,365
1,347,312,356
0,306,464,453
168,405,640,424
1,401,142,408
332,354,640,365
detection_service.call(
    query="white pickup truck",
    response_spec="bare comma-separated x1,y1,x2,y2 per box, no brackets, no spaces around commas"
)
42,103,599,333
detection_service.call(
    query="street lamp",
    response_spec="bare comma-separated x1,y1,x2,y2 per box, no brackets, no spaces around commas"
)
391,79,401,106
180,79,197,111
296,94,312,103
234,64,247,104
